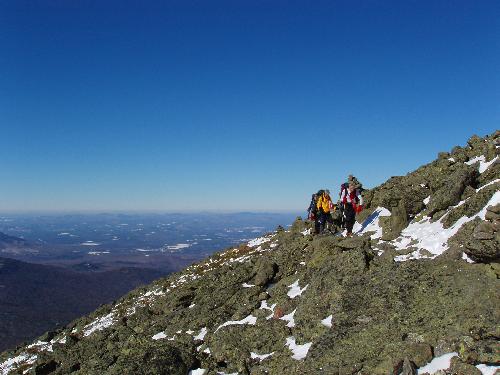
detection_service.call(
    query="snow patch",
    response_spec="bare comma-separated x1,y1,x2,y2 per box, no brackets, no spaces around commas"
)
423,196,430,205
250,352,274,361
242,282,255,288
417,352,457,374
285,337,312,360
247,236,272,247
356,207,391,239
80,241,100,246
83,312,115,337
216,315,257,332
394,191,500,261
259,300,276,320
0,354,37,375
193,327,208,341
477,178,500,192
476,364,500,375
321,315,333,328
465,155,498,173
188,369,207,375
301,228,312,235
152,332,167,340
280,309,296,327
287,279,309,298
167,243,191,250
462,252,474,263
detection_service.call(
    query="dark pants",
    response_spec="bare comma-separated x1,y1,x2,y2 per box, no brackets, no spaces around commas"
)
318,210,333,233
344,203,356,234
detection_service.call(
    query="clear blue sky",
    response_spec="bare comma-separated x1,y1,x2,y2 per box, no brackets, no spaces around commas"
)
1,0,498,212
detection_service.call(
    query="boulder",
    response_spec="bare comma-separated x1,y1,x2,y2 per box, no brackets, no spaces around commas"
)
427,165,478,217
450,356,482,375
253,259,278,286
463,219,499,263
400,357,417,375
381,200,408,241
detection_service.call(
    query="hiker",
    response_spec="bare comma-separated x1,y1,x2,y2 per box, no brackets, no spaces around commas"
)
340,182,363,237
338,174,363,229
307,193,317,221
311,190,324,234
316,190,334,234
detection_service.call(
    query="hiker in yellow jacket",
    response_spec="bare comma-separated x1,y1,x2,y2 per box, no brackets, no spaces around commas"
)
316,190,334,234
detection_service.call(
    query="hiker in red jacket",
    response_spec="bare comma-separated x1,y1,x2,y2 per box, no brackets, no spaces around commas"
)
340,183,363,237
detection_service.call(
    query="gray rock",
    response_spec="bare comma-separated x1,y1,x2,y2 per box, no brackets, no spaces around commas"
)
253,259,278,286
400,357,417,375
427,165,478,217
450,356,482,375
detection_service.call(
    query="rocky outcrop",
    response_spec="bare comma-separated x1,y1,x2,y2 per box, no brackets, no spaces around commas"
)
458,204,500,263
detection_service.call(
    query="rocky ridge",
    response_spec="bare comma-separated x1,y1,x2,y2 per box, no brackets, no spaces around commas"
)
1,132,499,375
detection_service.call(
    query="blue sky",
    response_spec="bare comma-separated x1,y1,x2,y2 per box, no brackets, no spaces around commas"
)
1,0,498,212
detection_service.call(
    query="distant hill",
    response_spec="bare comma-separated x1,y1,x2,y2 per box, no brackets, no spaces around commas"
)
0,257,166,352
0,232,27,250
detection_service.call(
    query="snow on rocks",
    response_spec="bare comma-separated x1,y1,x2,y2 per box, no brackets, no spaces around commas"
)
416,352,457,374
477,178,500,192
250,351,274,361
83,312,115,337
280,309,296,327
247,235,273,248
0,354,37,375
188,369,207,375
193,327,208,341
152,332,167,340
25,335,66,354
321,315,333,328
394,191,500,261
462,252,475,263
259,300,276,319
242,282,255,288
285,337,312,360
465,155,498,173
476,364,500,375
215,315,257,332
355,207,391,239
423,196,431,205
287,279,309,298
301,228,312,236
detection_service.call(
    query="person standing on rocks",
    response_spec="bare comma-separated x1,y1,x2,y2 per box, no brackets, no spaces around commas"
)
339,174,363,229
340,183,363,237
316,189,334,234
307,193,318,221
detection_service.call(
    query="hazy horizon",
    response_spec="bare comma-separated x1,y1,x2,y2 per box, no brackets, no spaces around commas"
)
2,1,498,212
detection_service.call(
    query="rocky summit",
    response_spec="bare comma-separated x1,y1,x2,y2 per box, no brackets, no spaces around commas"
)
1,132,499,375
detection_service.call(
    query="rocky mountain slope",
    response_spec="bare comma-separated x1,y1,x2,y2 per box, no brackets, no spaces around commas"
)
0,257,166,353
1,132,499,375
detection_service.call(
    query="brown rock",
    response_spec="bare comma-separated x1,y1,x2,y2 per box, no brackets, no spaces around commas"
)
273,307,284,319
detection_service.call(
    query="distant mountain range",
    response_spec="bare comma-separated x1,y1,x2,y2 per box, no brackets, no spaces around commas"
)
0,232,28,250
0,256,167,352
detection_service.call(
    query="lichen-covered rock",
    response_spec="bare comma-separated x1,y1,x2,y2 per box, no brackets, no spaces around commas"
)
427,165,478,218
461,217,499,263
449,356,482,375
253,259,278,286
381,200,408,240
